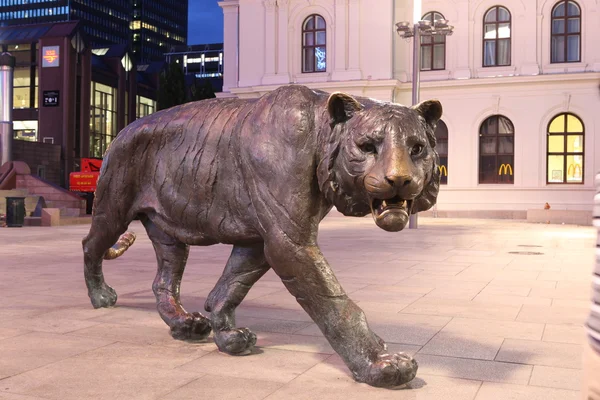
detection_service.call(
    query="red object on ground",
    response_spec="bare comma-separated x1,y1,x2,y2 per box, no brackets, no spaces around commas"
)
69,158,102,193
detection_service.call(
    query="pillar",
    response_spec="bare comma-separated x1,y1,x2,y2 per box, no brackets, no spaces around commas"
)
0,53,14,166
219,0,240,92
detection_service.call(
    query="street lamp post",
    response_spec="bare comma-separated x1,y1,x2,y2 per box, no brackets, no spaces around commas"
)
395,10,453,229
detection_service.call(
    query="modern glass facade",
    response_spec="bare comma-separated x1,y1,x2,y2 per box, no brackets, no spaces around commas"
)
0,0,187,61
132,0,187,62
90,82,116,158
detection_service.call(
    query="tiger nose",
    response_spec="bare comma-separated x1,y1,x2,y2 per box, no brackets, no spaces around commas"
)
385,174,412,187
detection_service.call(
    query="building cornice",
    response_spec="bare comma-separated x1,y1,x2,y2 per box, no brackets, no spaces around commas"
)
228,72,600,98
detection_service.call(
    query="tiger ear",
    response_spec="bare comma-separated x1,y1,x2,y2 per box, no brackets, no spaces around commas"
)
412,99,443,128
327,92,363,125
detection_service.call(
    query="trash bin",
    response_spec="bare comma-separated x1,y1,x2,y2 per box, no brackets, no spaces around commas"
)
6,196,26,227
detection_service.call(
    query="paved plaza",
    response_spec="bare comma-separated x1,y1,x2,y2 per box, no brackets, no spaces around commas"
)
0,212,595,399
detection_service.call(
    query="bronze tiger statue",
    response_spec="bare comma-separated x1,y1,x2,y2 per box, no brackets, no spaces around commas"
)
82,85,441,388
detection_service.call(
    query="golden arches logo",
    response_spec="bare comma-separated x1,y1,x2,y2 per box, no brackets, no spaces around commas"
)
498,164,513,176
438,165,447,176
568,163,582,177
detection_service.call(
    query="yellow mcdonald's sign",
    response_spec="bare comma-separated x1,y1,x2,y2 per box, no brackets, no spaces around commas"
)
568,163,581,178
438,165,447,176
498,164,513,176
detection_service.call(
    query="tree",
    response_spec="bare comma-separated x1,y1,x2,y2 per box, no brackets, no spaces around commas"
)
157,60,186,111
189,78,216,102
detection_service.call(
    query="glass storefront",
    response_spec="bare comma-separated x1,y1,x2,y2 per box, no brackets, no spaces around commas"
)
137,95,155,119
13,120,38,142
90,82,116,158
13,67,38,109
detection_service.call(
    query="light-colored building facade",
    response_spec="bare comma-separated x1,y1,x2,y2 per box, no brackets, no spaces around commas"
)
218,0,600,213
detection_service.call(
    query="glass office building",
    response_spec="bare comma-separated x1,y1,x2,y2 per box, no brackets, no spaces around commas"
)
132,0,187,62
0,0,187,62
0,21,159,187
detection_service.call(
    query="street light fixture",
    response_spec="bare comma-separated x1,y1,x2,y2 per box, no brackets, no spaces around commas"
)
395,13,453,229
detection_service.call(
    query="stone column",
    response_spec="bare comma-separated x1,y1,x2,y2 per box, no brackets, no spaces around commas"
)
276,0,290,81
587,8,600,72
346,0,361,77
0,52,14,166
521,8,540,75
262,0,277,83
218,0,240,92
263,0,292,85
331,0,347,80
453,0,472,79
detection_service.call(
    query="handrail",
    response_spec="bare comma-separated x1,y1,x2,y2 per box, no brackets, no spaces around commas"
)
0,161,16,190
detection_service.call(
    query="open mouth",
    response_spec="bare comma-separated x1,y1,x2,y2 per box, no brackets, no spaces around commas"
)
370,196,413,232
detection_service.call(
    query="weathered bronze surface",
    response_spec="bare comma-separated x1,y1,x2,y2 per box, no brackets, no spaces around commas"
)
82,85,441,388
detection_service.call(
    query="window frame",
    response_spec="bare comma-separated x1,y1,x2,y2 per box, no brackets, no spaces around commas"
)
420,11,446,72
546,112,585,184
550,0,582,64
435,120,448,185
482,6,512,67
478,115,515,185
301,14,327,73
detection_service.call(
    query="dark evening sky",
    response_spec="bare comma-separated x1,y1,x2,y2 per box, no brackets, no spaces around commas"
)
188,0,224,45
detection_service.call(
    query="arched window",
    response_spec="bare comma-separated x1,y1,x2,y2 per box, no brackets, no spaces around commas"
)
551,0,581,63
483,6,511,67
302,14,326,73
547,113,584,184
435,120,448,185
421,12,446,71
479,115,514,184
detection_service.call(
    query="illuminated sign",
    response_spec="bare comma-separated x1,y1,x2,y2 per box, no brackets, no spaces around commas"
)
42,46,60,68
498,164,513,176
43,90,59,107
568,163,582,178
438,165,447,176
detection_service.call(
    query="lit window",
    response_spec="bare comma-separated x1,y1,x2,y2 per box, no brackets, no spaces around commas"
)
547,113,584,183
302,14,326,73
483,6,511,67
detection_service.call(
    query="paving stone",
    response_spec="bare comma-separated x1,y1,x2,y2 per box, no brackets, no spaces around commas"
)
419,332,504,360
0,358,201,400
161,374,283,400
67,322,171,345
177,348,329,383
295,313,451,346
472,294,552,307
441,318,544,341
529,287,592,301
543,324,586,345
0,393,50,400
474,382,580,400
0,328,29,341
73,341,211,369
529,365,582,391
402,298,521,321
495,339,583,369
0,315,102,334
263,355,482,400
0,332,113,379
416,354,532,384
516,305,589,325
